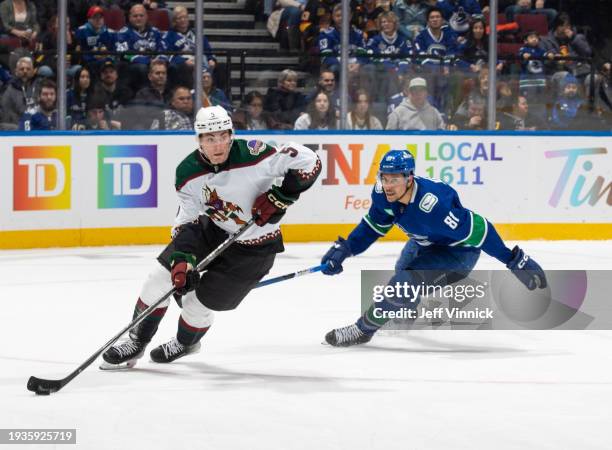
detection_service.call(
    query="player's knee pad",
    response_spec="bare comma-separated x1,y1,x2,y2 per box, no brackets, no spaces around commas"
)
181,292,215,328
139,263,172,307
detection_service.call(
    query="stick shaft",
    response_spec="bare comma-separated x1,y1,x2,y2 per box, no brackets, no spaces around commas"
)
255,264,325,288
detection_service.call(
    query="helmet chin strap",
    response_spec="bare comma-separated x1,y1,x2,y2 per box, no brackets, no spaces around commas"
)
398,174,413,202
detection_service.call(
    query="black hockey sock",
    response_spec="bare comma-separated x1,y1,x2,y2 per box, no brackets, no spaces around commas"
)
129,298,168,343
176,316,210,346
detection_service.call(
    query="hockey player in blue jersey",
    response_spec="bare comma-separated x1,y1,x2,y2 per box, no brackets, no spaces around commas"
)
321,149,547,347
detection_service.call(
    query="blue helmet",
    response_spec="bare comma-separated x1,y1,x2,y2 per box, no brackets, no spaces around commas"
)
379,150,415,176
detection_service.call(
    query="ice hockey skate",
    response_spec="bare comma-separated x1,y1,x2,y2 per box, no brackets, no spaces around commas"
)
100,337,148,370
324,324,372,347
150,338,201,363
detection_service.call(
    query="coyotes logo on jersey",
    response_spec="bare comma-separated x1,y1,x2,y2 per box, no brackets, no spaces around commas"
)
203,186,247,225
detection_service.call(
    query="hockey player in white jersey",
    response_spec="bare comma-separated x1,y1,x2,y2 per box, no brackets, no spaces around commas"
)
102,106,321,368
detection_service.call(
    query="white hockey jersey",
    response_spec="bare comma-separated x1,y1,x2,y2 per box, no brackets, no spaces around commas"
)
174,138,321,245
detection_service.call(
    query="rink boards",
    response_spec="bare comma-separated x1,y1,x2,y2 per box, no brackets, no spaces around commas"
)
1,130,611,249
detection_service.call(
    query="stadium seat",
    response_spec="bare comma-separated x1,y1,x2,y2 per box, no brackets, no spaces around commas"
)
148,9,170,32
497,43,522,58
0,36,22,51
104,9,126,31
515,14,548,37
484,11,507,25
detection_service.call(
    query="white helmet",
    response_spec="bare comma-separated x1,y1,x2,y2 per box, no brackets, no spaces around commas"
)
194,106,233,137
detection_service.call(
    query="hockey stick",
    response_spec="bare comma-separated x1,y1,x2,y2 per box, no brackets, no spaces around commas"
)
27,218,257,396
254,263,327,289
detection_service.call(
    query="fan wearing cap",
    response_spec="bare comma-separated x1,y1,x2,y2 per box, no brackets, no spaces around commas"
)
75,6,117,70
320,149,547,347
91,59,134,112
386,77,445,130
100,105,321,367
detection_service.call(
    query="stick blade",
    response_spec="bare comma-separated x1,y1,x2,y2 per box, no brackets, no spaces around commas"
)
27,376,63,395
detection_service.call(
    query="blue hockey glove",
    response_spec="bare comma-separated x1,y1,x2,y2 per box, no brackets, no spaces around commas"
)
321,237,352,275
506,246,547,290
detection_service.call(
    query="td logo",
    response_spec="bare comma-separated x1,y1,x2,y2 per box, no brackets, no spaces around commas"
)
98,145,157,208
13,146,71,211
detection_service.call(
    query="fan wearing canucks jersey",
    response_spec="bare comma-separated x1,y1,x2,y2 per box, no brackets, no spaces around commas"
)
101,106,321,368
321,149,547,347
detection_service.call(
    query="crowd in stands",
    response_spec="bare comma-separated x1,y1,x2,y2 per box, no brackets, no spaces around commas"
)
0,0,609,131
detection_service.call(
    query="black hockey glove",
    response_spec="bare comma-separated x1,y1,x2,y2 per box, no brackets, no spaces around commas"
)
252,186,296,226
321,237,352,275
506,245,547,290
170,252,200,296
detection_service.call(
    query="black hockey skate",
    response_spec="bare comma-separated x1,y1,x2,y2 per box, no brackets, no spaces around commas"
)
325,324,372,347
150,338,201,363
100,337,148,370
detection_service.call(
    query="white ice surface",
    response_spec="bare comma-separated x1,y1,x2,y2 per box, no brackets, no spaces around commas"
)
1,241,612,450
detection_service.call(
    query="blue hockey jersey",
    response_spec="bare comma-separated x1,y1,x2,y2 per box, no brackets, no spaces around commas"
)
519,45,548,89
346,176,513,264
19,109,58,131
115,25,166,65
414,26,459,65
163,29,216,66
318,26,367,67
75,23,116,64
366,32,413,73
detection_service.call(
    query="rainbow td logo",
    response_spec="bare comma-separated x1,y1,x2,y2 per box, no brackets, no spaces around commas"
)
98,145,157,208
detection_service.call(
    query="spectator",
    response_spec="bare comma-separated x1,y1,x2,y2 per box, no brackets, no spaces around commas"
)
164,5,216,89
519,30,552,115
353,0,386,38
393,0,429,40
346,89,383,129
437,0,482,35
75,6,117,75
92,60,134,112
234,91,277,130
541,12,592,87
318,4,367,75
414,6,460,111
71,94,121,130
448,96,485,130
306,69,339,109
19,79,57,130
115,3,166,92
458,17,503,73
365,11,413,100
414,7,459,69
0,0,39,48
386,77,445,130
151,85,193,130
1,56,39,127
35,14,78,79
550,73,595,130
263,69,307,128
294,90,337,129
498,94,546,130
278,0,308,51
200,67,233,113
134,59,170,105
451,66,492,125
505,0,557,25
67,67,93,124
